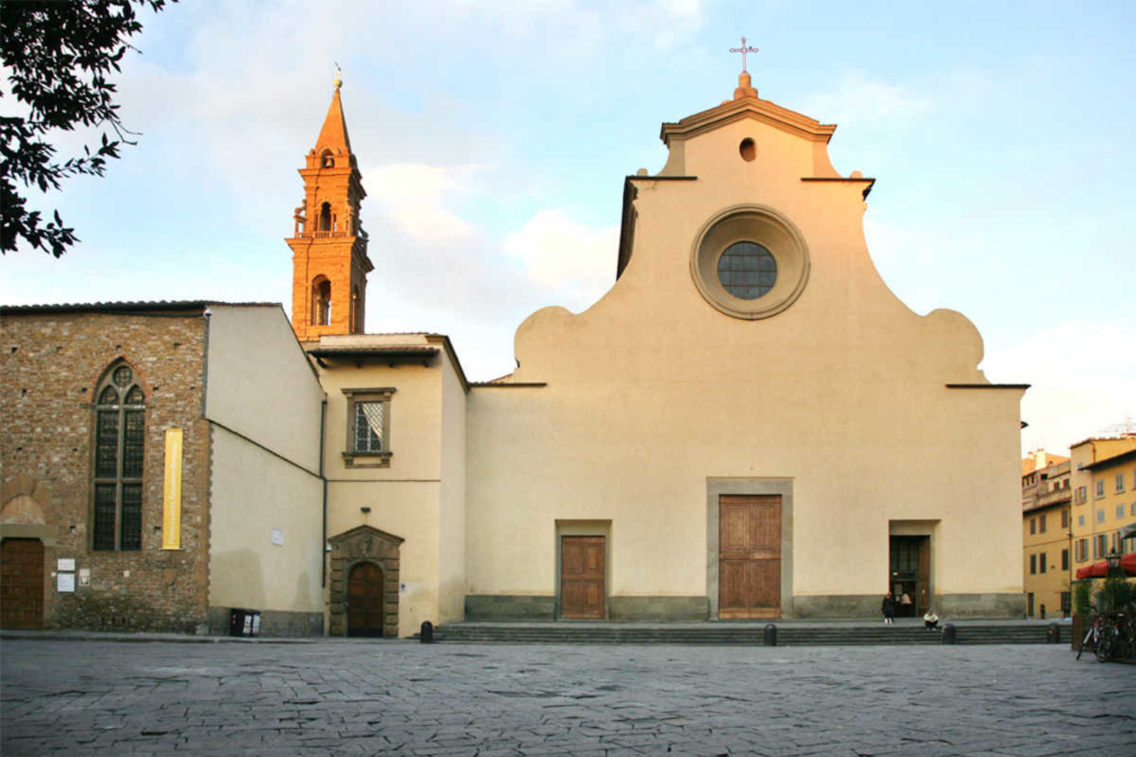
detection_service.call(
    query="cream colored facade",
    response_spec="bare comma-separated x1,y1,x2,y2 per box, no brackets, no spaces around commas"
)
298,73,1028,635
204,305,326,633
1069,436,1136,575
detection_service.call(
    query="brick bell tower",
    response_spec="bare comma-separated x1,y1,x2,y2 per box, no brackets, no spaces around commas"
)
286,72,373,341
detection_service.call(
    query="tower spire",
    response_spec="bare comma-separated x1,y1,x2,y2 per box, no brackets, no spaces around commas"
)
285,82,373,342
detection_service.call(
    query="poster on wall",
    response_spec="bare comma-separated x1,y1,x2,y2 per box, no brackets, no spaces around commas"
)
162,428,183,550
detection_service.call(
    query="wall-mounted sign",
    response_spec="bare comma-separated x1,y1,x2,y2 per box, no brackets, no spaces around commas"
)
57,573,75,592
57,558,75,571
162,428,183,549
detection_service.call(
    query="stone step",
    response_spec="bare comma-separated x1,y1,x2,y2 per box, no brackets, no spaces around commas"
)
427,623,1072,646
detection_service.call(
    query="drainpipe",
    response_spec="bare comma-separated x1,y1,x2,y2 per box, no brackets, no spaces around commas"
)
320,397,328,588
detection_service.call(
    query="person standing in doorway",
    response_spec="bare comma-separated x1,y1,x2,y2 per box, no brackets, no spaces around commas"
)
900,591,913,617
881,592,896,624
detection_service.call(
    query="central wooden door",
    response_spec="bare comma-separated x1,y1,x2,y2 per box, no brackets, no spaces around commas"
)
560,535,605,619
1,539,44,630
719,495,781,618
347,562,385,637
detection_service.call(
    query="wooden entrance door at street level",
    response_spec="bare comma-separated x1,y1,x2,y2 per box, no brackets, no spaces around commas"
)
719,495,781,618
1,538,44,630
560,535,605,619
347,562,384,637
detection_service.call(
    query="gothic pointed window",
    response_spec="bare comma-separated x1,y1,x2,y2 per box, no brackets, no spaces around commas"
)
312,276,332,326
92,362,146,551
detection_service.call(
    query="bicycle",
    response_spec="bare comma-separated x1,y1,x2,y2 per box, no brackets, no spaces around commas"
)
1078,612,1121,662
1077,613,1112,662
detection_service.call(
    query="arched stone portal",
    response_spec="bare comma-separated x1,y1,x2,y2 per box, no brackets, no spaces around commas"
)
347,562,384,636
328,525,403,637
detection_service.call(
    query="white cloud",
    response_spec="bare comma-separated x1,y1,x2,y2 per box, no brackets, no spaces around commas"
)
502,209,617,298
365,163,482,245
982,320,1136,454
802,72,935,129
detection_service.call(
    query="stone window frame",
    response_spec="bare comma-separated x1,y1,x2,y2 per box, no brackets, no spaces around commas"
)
690,204,811,321
341,387,394,468
90,359,147,552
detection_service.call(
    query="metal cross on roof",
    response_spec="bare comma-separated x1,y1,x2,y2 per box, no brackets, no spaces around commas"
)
730,37,759,72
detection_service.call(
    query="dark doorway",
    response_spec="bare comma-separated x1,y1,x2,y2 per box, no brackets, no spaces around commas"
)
347,562,384,637
889,535,930,616
1,538,44,630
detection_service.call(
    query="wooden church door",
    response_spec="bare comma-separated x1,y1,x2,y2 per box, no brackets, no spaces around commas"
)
560,536,605,619
347,562,384,637
718,495,781,618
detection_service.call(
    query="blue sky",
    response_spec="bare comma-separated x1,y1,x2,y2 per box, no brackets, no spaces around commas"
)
3,0,1134,454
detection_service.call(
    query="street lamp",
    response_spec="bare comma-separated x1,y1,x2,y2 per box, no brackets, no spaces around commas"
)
1106,549,1121,578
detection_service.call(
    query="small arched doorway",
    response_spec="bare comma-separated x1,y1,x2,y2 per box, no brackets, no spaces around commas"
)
347,562,384,637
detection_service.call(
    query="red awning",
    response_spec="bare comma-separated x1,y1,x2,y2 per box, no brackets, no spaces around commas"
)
1075,552,1136,580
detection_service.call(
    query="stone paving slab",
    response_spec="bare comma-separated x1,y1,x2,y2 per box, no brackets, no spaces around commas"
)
2,640,1133,756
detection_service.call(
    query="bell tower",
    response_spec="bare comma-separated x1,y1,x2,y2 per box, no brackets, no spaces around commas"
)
286,73,373,341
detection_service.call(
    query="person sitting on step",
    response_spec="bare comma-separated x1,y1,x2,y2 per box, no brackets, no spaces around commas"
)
923,609,940,631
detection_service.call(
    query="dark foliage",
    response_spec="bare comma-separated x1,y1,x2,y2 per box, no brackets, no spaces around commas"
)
1,0,171,256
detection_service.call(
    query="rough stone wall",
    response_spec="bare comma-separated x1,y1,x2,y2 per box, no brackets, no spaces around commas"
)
1,311,212,632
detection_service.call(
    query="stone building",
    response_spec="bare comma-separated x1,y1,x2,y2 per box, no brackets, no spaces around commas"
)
2,68,1030,636
0,303,325,634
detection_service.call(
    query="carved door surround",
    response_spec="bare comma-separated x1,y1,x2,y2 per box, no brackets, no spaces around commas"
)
328,525,403,638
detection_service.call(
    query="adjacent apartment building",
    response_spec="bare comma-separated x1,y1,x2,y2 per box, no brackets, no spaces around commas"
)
1021,451,1071,618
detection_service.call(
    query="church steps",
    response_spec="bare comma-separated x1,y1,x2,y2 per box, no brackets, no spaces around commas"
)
429,623,1072,646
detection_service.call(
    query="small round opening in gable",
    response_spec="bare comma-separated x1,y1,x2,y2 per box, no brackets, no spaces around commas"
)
690,205,810,320
739,138,756,162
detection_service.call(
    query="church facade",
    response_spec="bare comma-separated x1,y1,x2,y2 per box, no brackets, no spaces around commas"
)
1,70,1027,636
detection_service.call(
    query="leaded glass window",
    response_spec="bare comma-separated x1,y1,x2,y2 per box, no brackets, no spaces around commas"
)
717,241,777,300
92,362,146,551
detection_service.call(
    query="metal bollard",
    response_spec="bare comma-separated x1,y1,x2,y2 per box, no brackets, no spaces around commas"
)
420,620,434,644
763,623,777,647
1046,622,1060,644
941,623,956,644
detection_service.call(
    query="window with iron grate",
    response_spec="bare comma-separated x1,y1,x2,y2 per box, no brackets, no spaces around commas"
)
342,388,394,468
92,363,146,551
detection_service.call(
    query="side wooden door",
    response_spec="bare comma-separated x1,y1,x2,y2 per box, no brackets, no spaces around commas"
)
560,535,605,619
719,495,781,618
1,539,44,630
347,562,385,637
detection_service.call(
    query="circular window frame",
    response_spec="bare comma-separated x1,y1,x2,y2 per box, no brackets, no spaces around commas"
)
690,204,810,320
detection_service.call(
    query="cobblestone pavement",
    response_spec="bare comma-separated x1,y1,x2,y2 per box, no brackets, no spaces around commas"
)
2,639,1134,756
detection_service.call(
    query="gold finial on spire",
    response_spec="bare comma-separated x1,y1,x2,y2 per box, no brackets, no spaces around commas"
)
333,62,342,90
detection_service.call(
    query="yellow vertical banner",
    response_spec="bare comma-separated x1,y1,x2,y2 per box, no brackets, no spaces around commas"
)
162,428,183,550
